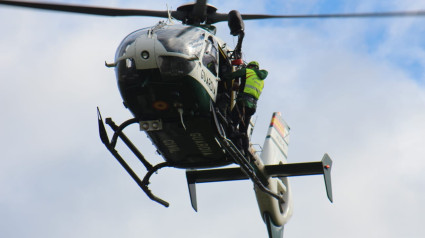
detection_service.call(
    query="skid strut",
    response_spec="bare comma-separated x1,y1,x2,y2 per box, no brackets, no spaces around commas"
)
97,108,170,207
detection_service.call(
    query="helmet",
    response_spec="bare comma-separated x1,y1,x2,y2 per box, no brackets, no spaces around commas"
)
247,61,259,68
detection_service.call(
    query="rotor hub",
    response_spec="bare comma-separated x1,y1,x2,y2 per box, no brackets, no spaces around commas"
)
176,3,218,25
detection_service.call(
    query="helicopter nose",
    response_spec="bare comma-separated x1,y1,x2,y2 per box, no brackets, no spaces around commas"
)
133,35,197,76
133,36,158,70
131,35,197,76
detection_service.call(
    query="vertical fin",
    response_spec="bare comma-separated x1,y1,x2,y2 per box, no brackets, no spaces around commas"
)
186,171,198,211
261,112,290,165
321,153,333,202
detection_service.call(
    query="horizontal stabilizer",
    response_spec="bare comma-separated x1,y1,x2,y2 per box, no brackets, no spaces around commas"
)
185,153,333,210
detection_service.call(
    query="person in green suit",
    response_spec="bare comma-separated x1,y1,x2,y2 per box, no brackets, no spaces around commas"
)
225,61,268,155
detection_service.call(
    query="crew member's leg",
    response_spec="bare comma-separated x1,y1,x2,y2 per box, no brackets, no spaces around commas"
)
239,106,255,155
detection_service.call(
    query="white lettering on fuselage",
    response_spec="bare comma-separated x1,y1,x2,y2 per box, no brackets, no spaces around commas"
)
190,133,213,156
201,70,216,96
163,139,180,154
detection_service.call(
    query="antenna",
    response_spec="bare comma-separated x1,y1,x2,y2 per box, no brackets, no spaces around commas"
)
166,4,174,24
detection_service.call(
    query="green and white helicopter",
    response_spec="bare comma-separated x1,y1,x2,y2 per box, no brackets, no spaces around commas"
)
3,0,424,237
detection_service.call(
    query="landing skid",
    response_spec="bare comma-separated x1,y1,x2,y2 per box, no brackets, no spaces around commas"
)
97,108,170,207
96,106,333,210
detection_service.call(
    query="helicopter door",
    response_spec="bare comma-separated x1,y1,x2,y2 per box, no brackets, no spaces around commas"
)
202,36,218,76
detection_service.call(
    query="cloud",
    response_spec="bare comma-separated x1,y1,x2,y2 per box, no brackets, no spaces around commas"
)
1,0,425,237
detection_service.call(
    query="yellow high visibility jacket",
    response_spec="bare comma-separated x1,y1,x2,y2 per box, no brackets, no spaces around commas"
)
243,68,264,100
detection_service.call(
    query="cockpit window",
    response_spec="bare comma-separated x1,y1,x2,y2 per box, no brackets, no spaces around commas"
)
202,36,218,76
156,25,205,57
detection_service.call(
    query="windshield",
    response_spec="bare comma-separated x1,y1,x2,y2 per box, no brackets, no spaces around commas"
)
156,25,205,57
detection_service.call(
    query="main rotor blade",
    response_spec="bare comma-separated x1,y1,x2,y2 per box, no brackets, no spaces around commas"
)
240,11,425,20
3,0,425,24
0,0,170,18
209,10,425,24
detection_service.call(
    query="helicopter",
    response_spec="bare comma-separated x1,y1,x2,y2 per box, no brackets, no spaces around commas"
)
2,1,424,237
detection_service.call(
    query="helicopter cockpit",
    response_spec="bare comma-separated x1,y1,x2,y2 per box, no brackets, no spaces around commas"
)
112,23,231,123
114,24,214,74
112,23,232,122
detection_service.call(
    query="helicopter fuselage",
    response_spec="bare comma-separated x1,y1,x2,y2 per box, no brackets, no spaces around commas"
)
0,2,336,236
114,22,234,169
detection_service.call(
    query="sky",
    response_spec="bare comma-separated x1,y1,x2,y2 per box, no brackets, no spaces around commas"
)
1,0,425,237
